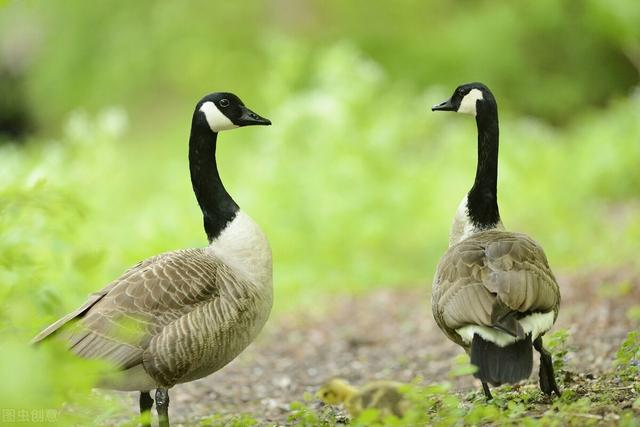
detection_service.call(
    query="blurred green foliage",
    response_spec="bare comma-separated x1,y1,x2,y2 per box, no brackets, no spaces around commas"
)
1,0,639,424
1,0,639,126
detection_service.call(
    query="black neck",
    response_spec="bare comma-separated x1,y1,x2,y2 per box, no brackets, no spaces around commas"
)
467,101,500,228
189,113,238,242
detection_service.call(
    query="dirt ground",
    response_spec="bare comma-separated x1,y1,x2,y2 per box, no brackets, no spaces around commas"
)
106,269,640,426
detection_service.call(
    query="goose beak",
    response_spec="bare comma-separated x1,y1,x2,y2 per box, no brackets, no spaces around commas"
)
237,106,272,126
432,98,455,112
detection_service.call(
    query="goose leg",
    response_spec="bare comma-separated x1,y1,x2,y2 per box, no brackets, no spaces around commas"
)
139,391,154,427
155,388,170,427
533,337,561,397
481,381,493,401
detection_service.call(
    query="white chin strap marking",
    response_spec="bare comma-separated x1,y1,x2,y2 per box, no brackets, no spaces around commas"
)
458,88,484,116
200,101,238,132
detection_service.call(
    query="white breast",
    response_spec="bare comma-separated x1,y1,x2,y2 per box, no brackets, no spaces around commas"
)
449,195,476,246
207,210,273,288
449,195,505,246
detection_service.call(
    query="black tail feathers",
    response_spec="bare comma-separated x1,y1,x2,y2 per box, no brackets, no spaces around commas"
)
470,333,533,386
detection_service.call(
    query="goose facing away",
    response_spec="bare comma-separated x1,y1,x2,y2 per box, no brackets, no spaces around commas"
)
430,83,561,400
32,93,273,426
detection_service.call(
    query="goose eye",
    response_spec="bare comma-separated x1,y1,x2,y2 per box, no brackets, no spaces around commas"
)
219,99,230,107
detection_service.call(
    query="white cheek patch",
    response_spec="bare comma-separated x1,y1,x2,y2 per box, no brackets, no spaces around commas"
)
200,101,238,132
458,88,484,116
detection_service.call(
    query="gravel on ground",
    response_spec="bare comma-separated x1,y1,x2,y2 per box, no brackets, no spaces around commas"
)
104,268,640,426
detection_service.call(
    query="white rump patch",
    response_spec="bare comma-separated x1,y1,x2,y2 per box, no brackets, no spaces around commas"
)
458,88,484,116
200,101,238,132
456,311,555,347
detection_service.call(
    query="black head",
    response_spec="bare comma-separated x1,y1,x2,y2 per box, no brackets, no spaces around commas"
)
432,82,496,116
195,92,271,133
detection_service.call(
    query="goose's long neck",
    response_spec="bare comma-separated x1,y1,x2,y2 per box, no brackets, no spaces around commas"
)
189,119,239,243
466,104,500,229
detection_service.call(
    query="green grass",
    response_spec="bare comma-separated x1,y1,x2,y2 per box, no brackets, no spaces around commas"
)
1,43,639,424
271,330,640,427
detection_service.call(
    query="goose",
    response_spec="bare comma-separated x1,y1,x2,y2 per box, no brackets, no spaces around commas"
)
317,378,409,419
32,92,273,427
430,83,561,400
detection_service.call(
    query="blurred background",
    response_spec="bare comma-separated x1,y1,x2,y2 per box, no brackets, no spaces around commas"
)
1,0,639,423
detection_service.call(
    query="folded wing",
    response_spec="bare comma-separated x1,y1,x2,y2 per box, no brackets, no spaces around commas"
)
32,249,225,371
432,230,560,347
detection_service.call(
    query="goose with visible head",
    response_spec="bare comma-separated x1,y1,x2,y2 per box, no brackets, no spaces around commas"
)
430,83,561,400
32,93,273,426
